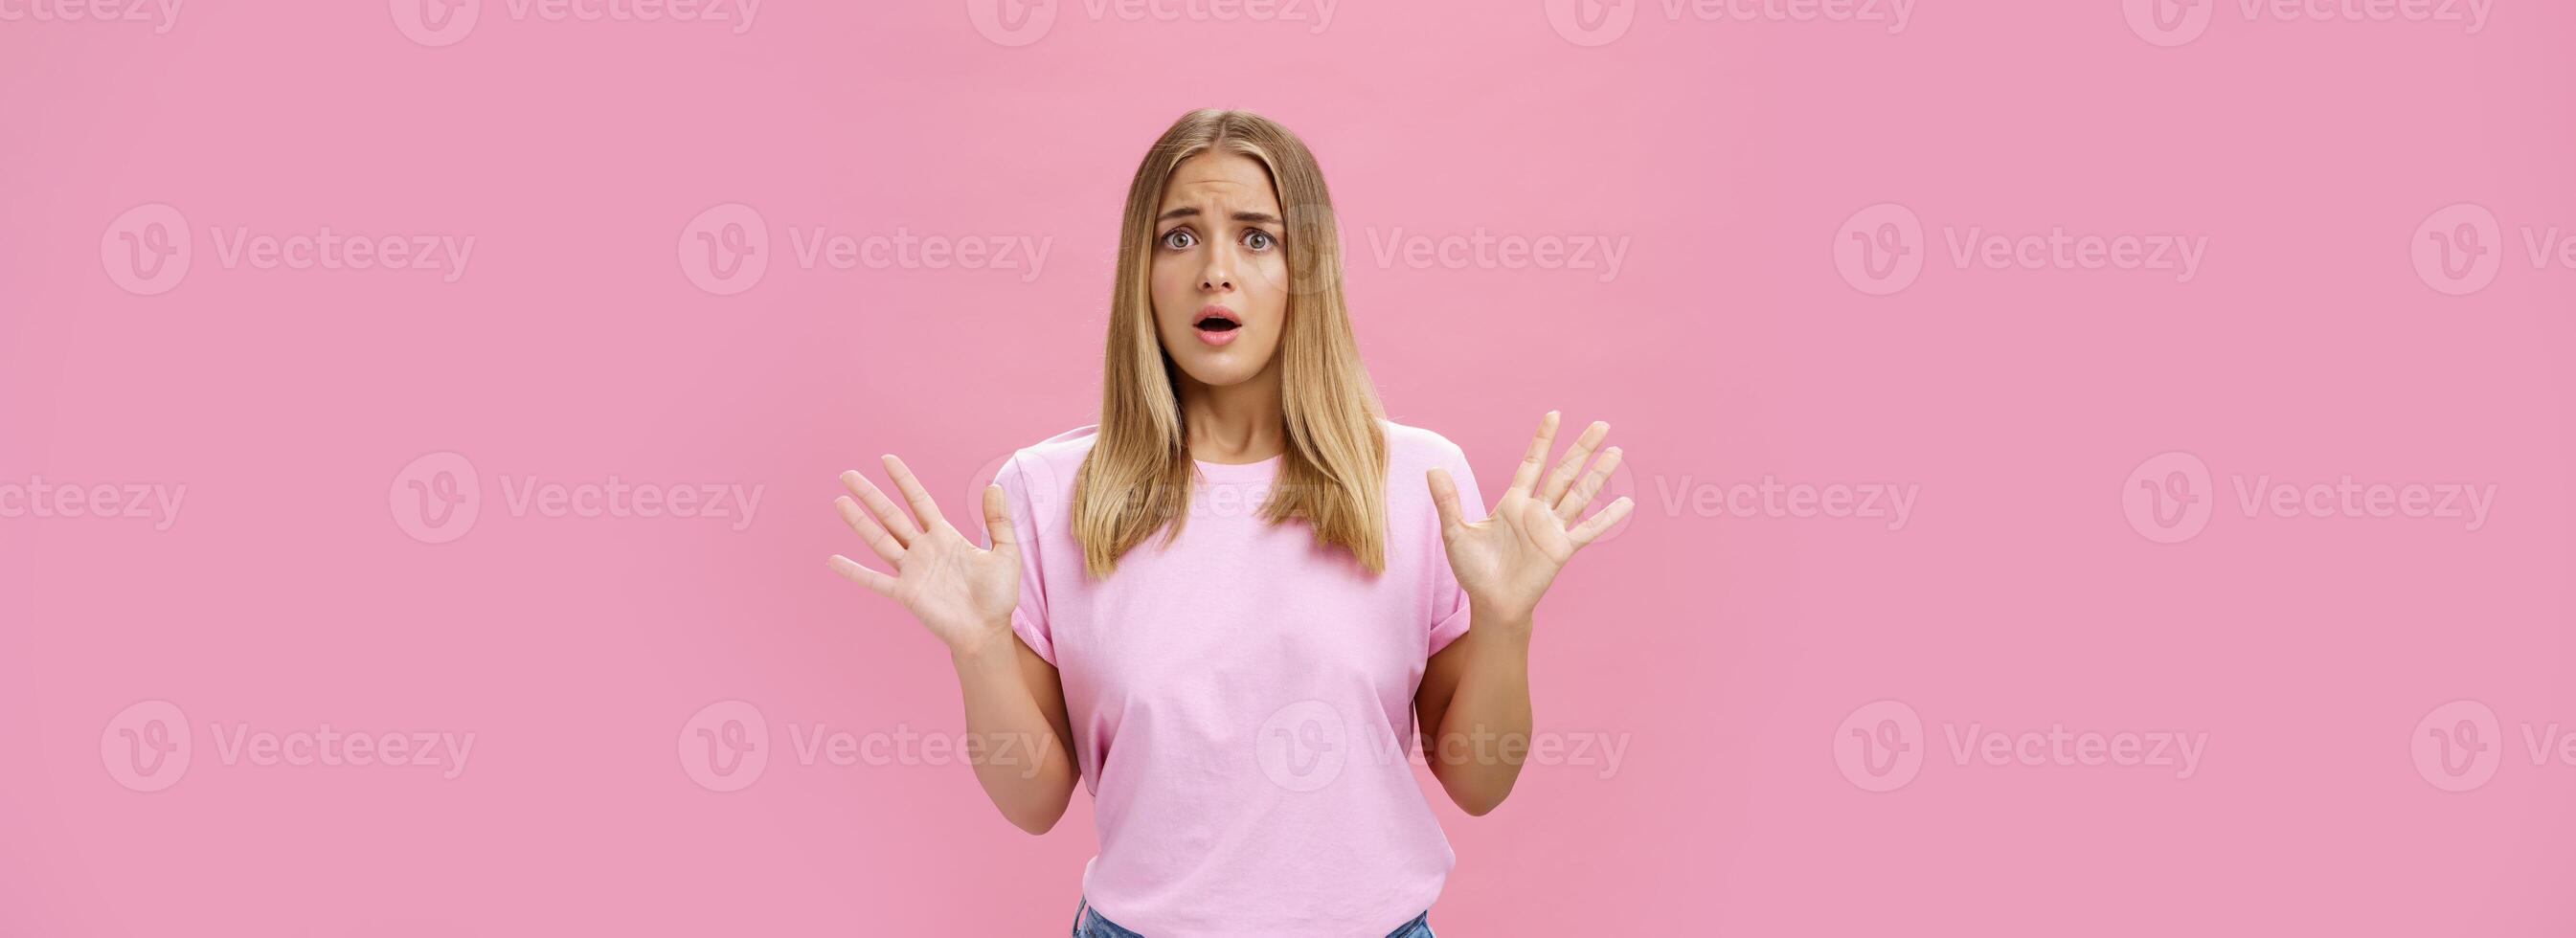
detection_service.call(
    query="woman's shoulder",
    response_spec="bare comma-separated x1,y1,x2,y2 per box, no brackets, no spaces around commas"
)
1377,417,1469,470
996,424,1100,496
1019,424,1102,459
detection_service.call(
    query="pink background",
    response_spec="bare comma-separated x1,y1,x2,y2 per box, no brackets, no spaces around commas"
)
6,1,2573,934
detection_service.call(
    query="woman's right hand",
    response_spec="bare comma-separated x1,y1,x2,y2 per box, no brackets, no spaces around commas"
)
827,454,1021,659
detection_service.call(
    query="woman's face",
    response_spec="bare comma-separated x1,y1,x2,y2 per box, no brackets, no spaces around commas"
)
1150,151,1289,389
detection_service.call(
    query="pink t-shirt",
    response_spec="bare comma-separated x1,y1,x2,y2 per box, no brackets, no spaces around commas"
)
994,418,1484,938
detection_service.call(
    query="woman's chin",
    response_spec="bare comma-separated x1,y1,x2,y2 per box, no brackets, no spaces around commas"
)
1171,353,1270,389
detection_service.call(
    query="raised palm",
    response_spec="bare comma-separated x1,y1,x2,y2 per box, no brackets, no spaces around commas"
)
1428,413,1633,624
826,455,1021,656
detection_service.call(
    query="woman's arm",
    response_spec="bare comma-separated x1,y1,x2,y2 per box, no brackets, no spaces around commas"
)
1420,413,1631,815
1414,609,1534,815
949,628,1080,835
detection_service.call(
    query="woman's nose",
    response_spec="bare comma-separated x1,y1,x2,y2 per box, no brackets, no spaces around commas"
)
1199,257,1233,291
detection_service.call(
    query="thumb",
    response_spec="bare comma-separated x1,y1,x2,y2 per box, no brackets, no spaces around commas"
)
1427,467,1464,541
981,483,1020,557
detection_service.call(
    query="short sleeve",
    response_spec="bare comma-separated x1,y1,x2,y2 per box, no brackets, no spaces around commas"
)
1426,439,1484,658
992,453,1056,666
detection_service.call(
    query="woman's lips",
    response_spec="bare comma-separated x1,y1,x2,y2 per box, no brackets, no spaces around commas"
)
1194,306,1241,346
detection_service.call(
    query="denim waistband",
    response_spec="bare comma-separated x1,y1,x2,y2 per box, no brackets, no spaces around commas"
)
1073,896,1434,937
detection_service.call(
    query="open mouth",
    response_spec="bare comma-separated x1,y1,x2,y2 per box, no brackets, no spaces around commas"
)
1193,307,1242,345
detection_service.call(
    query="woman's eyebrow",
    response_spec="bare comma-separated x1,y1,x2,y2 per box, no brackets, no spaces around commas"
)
1155,206,1282,226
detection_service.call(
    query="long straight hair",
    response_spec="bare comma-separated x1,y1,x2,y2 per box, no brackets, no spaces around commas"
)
1071,108,1388,578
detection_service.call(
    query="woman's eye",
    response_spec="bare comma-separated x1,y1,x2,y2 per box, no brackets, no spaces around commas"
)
1159,229,1196,250
1243,229,1276,251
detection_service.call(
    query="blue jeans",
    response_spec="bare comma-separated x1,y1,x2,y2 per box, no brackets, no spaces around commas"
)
1071,896,1435,937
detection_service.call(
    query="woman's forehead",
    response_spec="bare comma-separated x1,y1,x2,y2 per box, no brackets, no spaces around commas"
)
1162,153,1277,210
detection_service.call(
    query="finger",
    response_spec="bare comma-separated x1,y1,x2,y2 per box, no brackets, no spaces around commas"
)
1556,445,1622,524
834,495,904,565
825,554,897,596
1567,497,1634,547
841,469,919,546
1427,467,1465,541
1504,411,1560,499
981,483,1019,557
1538,420,1610,506
881,454,947,531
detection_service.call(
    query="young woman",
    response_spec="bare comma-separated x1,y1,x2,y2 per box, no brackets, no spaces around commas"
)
827,109,1631,938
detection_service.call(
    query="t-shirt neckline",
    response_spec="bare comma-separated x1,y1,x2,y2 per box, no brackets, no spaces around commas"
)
1191,452,1284,482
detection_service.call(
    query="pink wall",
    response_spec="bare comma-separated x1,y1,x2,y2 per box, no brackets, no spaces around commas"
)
5,1,2572,934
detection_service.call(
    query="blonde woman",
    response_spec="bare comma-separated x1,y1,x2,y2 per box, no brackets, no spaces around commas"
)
828,109,1631,938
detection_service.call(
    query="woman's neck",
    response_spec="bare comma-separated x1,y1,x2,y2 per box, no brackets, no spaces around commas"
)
1177,365,1285,465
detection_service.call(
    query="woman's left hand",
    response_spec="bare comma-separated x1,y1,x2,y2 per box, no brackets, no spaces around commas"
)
1427,412,1634,627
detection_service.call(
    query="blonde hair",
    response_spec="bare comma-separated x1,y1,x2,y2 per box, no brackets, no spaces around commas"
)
1071,108,1389,578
